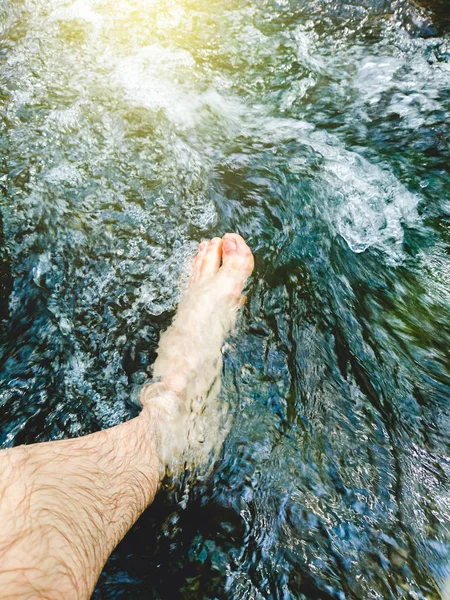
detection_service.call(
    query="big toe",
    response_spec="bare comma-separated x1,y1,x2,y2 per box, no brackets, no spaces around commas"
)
221,233,254,279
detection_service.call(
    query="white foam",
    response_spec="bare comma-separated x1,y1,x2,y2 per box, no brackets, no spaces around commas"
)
48,0,104,27
293,24,325,73
46,104,82,130
112,44,200,129
43,162,83,186
258,118,419,262
324,151,419,259
354,56,402,105
354,50,450,131
112,44,246,132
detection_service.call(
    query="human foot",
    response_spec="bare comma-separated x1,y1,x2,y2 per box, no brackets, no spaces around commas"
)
143,233,253,398
140,233,253,475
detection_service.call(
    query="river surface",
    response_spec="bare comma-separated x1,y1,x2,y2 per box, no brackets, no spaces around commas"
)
1,0,450,598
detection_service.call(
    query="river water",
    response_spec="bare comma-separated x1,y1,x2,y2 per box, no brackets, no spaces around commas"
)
1,0,449,598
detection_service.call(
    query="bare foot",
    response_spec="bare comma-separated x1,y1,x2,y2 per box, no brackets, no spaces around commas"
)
140,233,254,476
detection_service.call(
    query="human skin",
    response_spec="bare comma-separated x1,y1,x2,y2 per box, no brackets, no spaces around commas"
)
0,233,254,600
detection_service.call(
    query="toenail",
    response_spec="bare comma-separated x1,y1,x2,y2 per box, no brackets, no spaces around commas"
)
223,237,237,252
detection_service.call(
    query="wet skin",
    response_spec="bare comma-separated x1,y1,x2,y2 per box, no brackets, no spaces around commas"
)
0,233,253,600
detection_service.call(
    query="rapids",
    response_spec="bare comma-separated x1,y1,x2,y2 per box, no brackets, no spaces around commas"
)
0,0,449,597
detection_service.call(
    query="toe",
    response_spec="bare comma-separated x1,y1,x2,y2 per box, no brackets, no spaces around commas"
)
192,241,209,281
221,233,254,278
200,237,223,279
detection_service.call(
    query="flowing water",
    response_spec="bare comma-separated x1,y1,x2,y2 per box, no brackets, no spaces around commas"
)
1,0,450,597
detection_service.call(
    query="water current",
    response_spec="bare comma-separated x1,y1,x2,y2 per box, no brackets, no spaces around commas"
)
1,0,450,597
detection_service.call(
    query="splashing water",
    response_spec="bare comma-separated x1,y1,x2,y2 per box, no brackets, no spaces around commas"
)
1,0,450,597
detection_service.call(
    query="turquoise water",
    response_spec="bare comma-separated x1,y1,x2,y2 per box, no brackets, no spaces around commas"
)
1,0,450,597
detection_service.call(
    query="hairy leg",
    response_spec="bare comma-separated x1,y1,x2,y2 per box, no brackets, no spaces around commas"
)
0,417,158,599
0,234,253,599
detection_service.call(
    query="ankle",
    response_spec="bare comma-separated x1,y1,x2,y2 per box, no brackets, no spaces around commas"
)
139,382,190,478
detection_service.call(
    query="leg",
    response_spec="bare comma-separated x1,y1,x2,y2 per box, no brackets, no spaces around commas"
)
0,417,158,599
0,234,253,599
